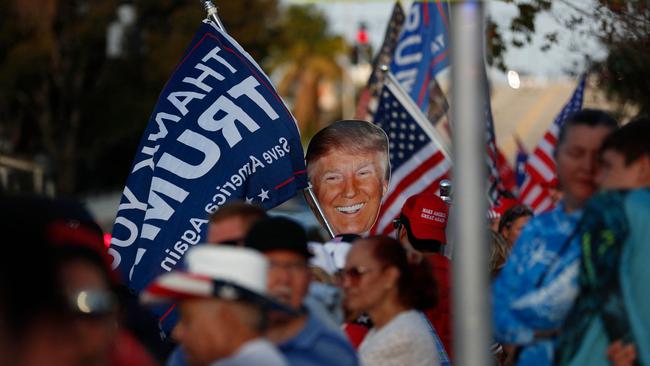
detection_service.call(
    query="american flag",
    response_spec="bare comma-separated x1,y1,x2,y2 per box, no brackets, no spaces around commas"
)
514,135,529,188
497,147,517,194
484,87,505,204
390,0,450,114
370,73,451,235
518,77,586,212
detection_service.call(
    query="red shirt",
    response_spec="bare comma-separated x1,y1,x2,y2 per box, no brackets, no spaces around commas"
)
423,253,453,360
343,322,369,349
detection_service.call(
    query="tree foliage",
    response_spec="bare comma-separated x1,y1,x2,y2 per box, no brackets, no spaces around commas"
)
487,0,650,115
0,0,336,196
266,5,347,136
0,0,119,195
589,1,650,115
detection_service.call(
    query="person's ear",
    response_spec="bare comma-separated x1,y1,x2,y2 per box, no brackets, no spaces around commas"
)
638,155,650,185
384,266,400,289
382,179,388,196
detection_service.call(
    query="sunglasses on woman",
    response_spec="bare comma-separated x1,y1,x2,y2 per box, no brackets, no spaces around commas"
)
340,265,384,285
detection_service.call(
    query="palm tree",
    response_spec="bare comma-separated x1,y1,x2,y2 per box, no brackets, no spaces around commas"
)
266,5,348,137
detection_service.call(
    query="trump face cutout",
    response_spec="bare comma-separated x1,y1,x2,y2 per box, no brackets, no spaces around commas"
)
306,120,390,235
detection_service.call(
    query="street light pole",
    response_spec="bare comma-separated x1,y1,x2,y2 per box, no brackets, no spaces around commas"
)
450,2,492,365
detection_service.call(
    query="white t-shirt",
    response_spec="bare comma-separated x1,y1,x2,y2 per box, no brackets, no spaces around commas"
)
359,310,440,366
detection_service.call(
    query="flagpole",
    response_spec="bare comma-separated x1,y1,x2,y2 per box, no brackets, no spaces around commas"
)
380,66,452,160
199,0,226,31
450,2,491,366
197,1,335,240
303,186,336,239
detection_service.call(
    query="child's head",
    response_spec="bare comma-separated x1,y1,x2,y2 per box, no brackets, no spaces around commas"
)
597,116,650,190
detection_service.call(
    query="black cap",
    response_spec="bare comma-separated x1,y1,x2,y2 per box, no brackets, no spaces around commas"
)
245,216,311,258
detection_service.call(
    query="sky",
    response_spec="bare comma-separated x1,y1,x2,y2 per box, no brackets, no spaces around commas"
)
285,0,605,79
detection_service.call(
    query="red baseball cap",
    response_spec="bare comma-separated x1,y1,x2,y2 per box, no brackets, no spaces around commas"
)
492,197,518,217
400,192,449,243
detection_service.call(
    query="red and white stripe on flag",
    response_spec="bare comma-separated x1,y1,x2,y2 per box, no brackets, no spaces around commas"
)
373,144,451,235
519,125,560,213
369,74,452,236
518,78,586,213
519,176,554,213
497,147,517,194
526,123,561,185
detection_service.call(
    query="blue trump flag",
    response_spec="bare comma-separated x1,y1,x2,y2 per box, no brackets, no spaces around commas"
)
109,20,307,294
390,0,450,112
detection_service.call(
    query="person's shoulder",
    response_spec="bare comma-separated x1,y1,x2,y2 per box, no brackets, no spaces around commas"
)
306,312,356,348
620,189,650,231
369,312,437,356
514,208,565,244
286,312,358,365
426,254,451,284
381,311,430,338
497,211,563,277
529,209,560,227
510,214,547,247
625,188,650,208
220,339,288,366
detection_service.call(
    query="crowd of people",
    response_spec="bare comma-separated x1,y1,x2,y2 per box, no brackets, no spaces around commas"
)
1,110,649,366
493,112,650,365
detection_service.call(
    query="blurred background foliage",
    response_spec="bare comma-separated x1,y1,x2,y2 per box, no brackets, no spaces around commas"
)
0,0,347,196
0,0,647,197
487,0,650,115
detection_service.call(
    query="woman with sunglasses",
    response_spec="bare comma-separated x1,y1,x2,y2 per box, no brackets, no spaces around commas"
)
342,235,446,366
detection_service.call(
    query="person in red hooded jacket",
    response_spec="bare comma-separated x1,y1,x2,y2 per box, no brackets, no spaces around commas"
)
394,191,453,360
